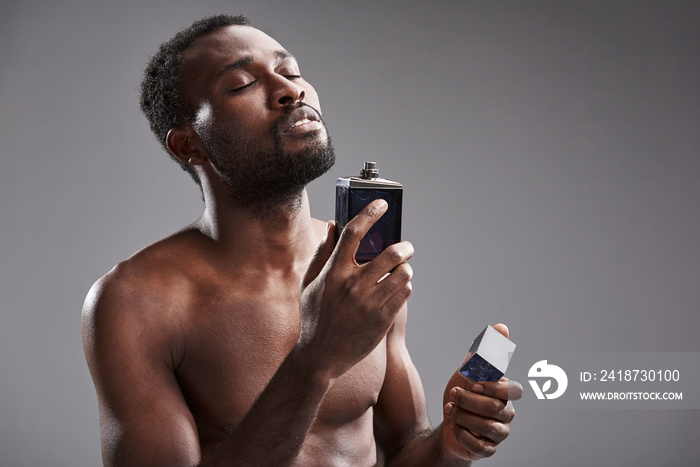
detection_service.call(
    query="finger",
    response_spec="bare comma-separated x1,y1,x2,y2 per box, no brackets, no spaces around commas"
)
301,221,335,288
492,323,509,338
449,387,515,424
334,199,388,263
364,241,414,284
446,420,499,459
373,262,412,299
378,276,412,320
471,378,523,402
445,404,511,445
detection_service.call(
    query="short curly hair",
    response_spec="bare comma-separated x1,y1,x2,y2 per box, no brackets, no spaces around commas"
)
139,14,251,187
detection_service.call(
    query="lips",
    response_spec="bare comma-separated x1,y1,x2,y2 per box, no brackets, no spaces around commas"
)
279,105,324,136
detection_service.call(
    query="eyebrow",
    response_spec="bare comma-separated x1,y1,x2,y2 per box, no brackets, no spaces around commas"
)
218,56,254,76
276,50,295,61
217,50,297,77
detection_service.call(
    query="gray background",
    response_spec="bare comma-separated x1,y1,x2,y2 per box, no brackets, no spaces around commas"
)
1,0,698,465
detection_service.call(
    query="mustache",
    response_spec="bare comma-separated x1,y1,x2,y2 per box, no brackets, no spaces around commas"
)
270,102,325,136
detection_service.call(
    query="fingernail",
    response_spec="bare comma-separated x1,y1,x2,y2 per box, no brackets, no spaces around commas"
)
375,199,388,210
445,403,453,415
471,384,484,394
449,387,458,401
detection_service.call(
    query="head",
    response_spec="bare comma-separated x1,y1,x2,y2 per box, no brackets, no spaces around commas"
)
140,14,250,187
140,15,334,213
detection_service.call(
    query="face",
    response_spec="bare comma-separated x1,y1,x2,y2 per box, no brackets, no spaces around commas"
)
180,25,335,214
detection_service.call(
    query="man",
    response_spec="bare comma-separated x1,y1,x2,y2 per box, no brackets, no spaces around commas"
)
82,14,522,466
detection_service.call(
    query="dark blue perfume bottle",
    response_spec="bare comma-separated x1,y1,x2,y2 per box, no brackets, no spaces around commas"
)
335,162,403,264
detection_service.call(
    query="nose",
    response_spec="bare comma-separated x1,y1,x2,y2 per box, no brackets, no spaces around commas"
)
270,79,305,109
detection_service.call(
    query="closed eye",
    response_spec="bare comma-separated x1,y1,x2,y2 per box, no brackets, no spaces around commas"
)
230,81,256,93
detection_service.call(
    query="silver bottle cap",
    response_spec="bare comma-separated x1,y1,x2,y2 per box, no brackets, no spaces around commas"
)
360,161,379,179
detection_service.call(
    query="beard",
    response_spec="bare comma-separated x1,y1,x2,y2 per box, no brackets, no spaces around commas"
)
201,103,336,218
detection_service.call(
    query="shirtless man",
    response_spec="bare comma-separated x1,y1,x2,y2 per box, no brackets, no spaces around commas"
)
82,14,522,466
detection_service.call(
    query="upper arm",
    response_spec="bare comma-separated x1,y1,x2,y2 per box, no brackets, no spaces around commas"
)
82,272,201,467
373,304,432,459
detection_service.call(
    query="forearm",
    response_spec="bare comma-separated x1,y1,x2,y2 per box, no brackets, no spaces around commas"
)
387,424,472,467
200,344,333,466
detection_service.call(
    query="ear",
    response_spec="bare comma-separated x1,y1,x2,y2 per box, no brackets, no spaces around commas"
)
166,126,206,166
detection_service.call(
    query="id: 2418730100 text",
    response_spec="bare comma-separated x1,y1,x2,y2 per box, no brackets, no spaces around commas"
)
580,369,680,382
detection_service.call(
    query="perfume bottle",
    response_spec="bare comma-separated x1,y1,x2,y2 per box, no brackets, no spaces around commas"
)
458,325,516,383
335,161,403,264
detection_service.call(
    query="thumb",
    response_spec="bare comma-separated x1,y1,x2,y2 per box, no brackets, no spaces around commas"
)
301,221,336,288
493,323,510,339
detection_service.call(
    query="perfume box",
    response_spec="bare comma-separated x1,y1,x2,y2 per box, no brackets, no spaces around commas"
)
458,325,516,382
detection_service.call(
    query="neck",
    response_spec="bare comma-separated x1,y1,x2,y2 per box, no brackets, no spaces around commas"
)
196,188,319,273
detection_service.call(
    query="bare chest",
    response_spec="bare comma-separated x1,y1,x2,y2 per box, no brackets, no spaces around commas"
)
173,279,387,448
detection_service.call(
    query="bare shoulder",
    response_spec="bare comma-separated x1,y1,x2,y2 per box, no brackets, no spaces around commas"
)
85,227,204,305
82,227,208,364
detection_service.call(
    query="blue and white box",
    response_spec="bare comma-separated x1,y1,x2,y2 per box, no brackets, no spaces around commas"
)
459,325,516,382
